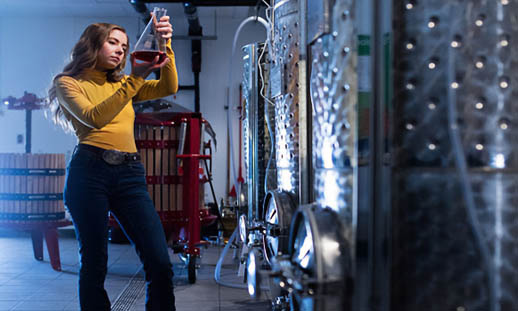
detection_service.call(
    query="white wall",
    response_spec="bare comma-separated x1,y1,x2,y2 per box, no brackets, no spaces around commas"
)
0,7,267,203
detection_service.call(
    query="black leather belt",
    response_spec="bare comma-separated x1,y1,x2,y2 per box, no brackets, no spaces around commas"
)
77,144,141,165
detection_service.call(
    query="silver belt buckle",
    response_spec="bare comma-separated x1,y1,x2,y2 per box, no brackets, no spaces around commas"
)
102,150,125,165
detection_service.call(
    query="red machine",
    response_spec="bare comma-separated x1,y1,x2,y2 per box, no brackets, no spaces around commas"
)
109,112,216,283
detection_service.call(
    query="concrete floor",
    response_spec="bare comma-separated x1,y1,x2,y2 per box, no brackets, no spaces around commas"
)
0,228,271,311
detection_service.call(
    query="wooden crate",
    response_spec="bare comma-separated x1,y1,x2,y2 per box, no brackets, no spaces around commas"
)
135,125,205,213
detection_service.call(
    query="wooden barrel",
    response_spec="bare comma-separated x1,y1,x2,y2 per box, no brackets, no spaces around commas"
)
0,153,66,222
135,124,205,213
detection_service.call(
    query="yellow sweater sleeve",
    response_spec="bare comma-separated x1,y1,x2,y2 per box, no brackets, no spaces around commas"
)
133,39,179,103
55,74,145,129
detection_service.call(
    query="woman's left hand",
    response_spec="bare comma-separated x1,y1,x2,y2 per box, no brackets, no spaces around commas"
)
154,15,173,40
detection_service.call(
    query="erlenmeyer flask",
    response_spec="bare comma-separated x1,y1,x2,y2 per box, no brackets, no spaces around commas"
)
132,7,168,63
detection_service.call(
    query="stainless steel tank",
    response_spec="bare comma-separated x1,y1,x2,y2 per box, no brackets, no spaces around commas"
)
310,0,357,229
242,43,271,222
271,0,301,198
247,1,518,310
257,0,358,310
244,2,305,307
392,1,518,310
285,0,357,309
259,0,303,268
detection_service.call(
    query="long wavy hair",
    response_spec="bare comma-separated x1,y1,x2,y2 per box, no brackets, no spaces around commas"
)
47,23,129,132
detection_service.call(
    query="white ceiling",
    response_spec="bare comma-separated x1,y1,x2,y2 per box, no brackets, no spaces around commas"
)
0,0,252,18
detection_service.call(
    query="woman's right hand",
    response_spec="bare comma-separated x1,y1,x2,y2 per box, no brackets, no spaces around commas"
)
130,53,170,79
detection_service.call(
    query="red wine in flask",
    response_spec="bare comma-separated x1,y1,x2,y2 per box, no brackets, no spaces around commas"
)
132,50,167,63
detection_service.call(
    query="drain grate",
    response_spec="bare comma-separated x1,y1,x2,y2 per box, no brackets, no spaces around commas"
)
111,268,146,311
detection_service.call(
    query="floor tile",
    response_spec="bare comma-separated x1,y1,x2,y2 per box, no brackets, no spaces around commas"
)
0,230,271,310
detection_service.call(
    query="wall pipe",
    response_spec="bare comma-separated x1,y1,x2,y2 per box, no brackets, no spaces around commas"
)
184,2,203,113
129,0,151,24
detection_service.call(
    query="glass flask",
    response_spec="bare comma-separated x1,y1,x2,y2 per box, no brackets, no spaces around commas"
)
132,7,168,63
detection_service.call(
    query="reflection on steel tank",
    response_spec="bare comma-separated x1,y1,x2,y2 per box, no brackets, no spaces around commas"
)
310,0,357,240
271,0,301,199
392,1,518,310
274,0,358,309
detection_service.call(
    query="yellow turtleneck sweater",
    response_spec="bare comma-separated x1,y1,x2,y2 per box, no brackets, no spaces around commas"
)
54,41,178,153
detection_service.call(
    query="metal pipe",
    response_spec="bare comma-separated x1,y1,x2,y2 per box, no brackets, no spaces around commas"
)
183,2,202,34
184,3,202,112
298,0,310,205
178,85,196,90
194,72,200,112
25,110,32,154
128,0,151,24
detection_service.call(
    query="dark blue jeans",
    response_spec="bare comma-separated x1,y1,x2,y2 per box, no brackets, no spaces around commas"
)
64,144,175,311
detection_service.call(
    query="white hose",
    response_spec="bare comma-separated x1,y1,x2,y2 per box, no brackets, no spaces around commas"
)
213,227,270,291
226,16,269,205
214,228,247,289
217,13,271,292
446,40,496,311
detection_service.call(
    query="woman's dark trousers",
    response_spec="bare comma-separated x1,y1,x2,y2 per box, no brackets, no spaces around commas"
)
64,144,175,311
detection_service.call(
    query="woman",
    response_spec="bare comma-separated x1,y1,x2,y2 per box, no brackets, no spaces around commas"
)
47,14,178,311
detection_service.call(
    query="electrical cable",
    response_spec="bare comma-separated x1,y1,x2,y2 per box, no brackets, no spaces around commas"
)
257,1,276,195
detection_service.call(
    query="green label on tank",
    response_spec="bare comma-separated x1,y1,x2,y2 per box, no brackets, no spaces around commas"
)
358,35,371,56
358,35,372,157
